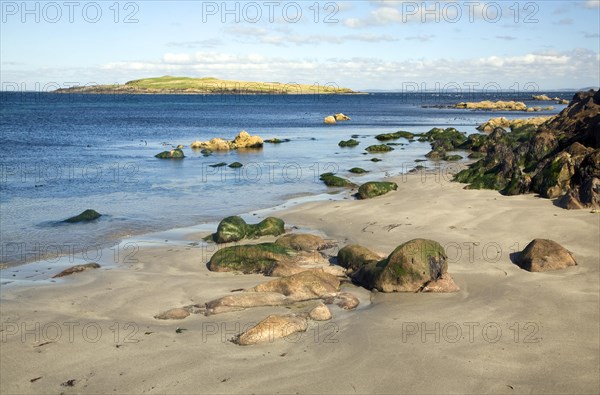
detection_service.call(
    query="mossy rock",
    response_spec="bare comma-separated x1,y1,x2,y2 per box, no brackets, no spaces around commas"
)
352,239,447,292
209,162,227,168
531,153,574,198
414,159,426,163
371,158,382,162
443,154,463,161
349,167,368,174
214,216,285,243
454,165,508,191
207,243,292,274
425,149,445,160
228,162,243,168
338,139,360,147
357,181,398,199
467,152,485,159
320,173,354,187
375,131,414,141
265,138,290,144
155,148,185,159
337,244,381,273
64,209,102,223
418,127,467,149
366,144,394,153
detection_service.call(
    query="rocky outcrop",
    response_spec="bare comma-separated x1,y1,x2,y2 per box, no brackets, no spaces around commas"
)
455,100,528,111
375,131,414,141
190,131,263,150
455,90,600,209
155,148,185,159
477,116,554,133
352,239,459,293
532,94,553,101
357,181,398,199
516,239,577,272
64,209,102,223
53,262,100,278
212,216,285,243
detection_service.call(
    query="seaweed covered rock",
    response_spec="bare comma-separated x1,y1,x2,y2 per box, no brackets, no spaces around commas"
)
375,131,414,141
64,209,102,223
455,90,600,208
338,139,359,147
207,243,292,274
516,239,577,272
357,181,398,199
352,239,455,292
320,173,355,187
337,244,382,273
275,234,333,252
349,167,368,174
265,138,290,144
418,127,467,149
365,144,394,153
228,162,243,168
155,148,185,159
214,216,285,243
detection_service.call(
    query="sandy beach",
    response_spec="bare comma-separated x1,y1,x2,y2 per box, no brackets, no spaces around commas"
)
1,171,598,394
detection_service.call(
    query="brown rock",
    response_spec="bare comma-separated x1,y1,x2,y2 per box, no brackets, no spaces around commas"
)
334,113,351,121
335,292,360,310
154,308,190,320
324,116,336,124
421,274,460,293
309,303,332,321
234,314,308,345
204,292,289,316
337,244,383,273
53,263,100,278
556,190,585,209
249,269,340,301
517,239,577,272
275,234,334,252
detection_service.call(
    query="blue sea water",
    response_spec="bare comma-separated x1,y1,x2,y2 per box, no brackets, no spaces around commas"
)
0,91,570,267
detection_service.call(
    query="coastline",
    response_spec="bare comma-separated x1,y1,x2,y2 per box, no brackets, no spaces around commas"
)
1,171,598,394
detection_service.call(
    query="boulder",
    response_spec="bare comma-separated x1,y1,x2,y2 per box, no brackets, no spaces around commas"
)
324,116,336,124
233,130,263,149
357,181,398,199
337,244,382,273
253,217,285,238
365,144,394,152
309,303,332,321
335,292,360,310
64,209,101,223
375,131,414,141
213,216,285,243
275,234,333,252
154,308,190,320
248,269,340,301
338,139,359,147
228,162,243,168
517,239,577,272
334,113,351,121
349,167,368,174
53,262,100,278
352,239,448,292
155,148,185,159
319,173,355,187
234,314,308,345
190,138,231,151
207,243,292,274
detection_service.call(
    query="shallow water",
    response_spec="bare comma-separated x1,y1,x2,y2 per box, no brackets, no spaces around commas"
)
0,91,569,267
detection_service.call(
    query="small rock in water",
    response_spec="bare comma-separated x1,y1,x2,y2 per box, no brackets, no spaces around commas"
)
64,209,102,223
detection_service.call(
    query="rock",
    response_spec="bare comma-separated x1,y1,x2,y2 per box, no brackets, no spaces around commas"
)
532,151,575,198
517,239,577,272
320,173,355,187
265,138,290,144
337,244,382,273
455,100,528,111
334,113,351,121
154,308,190,320
191,138,231,151
176,144,184,149
370,158,382,162
275,234,333,252
352,239,448,292
418,127,467,149
309,303,332,321
53,262,100,278
532,94,552,101
349,167,368,174
335,292,360,310
338,139,359,147
421,274,460,292
248,269,340,301
234,314,308,345
209,162,227,168
213,216,285,243
64,209,102,223
443,154,463,161
207,243,291,274
365,144,394,152
205,292,289,316
228,162,243,168
233,130,263,149
155,148,185,159
357,181,398,199
556,189,585,209
324,116,336,124
375,131,414,141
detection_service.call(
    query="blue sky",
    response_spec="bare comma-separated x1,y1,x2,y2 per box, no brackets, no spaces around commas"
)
1,0,599,90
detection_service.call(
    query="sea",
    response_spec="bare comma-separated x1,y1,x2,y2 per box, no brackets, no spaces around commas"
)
0,91,571,276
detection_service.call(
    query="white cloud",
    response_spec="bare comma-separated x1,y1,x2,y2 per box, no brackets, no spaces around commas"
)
226,26,399,45
496,35,517,41
405,35,435,42
585,0,600,8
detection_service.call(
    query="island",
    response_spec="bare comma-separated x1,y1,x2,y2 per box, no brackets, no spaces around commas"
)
53,76,358,95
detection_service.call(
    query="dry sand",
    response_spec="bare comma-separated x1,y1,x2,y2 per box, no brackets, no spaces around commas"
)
1,173,599,394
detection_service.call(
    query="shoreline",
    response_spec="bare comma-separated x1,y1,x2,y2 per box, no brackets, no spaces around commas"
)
1,171,598,394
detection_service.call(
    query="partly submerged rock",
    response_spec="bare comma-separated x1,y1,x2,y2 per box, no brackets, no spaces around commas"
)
324,116,336,124
191,131,263,150
64,209,102,223
352,239,450,293
338,139,360,147
357,181,398,199
517,239,577,272
375,131,414,141
233,130,263,149
234,314,308,345
228,162,243,168
155,148,185,159
334,113,351,121
365,144,394,153
53,262,100,278
455,100,528,111
349,167,368,174
319,173,355,187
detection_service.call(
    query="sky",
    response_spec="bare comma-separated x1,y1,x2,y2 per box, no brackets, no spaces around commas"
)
1,0,599,91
